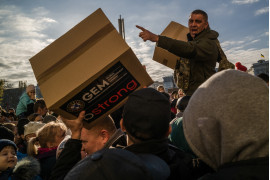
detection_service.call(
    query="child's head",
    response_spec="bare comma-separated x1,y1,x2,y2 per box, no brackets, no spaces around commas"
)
27,122,67,156
0,139,17,172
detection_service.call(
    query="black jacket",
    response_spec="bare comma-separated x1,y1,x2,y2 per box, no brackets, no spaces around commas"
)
124,138,206,180
199,157,269,180
49,139,82,180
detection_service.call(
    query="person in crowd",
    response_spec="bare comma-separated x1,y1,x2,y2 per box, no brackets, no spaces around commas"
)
15,118,30,155
64,147,170,180
257,73,269,86
43,114,57,124
2,123,16,134
28,113,44,122
182,69,268,179
16,84,36,118
0,139,18,179
157,85,170,99
174,95,191,118
120,88,210,180
178,88,185,99
170,90,178,115
27,122,67,180
0,126,15,141
49,114,126,180
34,99,48,118
24,122,45,142
0,139,41,180
8,108,17,121
8,108,16,115
0,110,9,123
7,113,15,122
235,62,247,72
137,9,219,96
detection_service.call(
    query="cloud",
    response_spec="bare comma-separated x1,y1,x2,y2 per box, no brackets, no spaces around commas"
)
126,33,173,82
225,47,268,69
231,0,259,5
255,7,269,16
0,5,57,86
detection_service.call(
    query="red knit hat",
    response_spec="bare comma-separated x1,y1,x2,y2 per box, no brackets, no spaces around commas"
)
235,62,247,72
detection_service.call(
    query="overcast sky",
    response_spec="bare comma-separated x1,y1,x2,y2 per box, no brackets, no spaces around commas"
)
0,0,268,87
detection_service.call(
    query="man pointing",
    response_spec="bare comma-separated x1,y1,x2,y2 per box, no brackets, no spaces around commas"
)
137,9,219,96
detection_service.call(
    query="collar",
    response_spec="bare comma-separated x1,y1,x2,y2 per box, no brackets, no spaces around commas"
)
187,28,208,41
124,138,169,155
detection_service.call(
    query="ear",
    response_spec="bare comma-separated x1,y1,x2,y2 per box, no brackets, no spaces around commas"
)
204,22,209,29
120,118,126,132
100,130,110,144
166,124,172,137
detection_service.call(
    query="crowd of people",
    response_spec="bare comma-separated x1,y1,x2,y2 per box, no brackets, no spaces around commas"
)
0,69,268,180
0,8,269,180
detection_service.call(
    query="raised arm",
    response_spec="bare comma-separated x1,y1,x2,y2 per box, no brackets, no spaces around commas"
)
136,25,159,42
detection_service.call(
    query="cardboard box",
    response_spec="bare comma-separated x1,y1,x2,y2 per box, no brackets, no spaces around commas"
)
29,8,153,123
152,21,189,69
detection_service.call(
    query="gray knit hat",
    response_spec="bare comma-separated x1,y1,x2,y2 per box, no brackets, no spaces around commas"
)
183,70,269,170
24,122,45,136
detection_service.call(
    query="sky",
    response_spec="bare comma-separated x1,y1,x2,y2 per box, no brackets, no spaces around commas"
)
0,0,269,87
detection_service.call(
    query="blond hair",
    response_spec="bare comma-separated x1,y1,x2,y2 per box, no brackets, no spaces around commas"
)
27,122,67,156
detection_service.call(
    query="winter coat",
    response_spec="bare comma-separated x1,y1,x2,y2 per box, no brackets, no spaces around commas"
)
0,157,41,180
16,92,35,117
36,148,57,180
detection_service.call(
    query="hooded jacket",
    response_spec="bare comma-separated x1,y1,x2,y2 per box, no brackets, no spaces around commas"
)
182,70,269,179
0,157,41,180
157,28,219,95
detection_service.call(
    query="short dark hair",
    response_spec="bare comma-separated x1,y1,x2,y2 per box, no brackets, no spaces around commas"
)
191,9,208,22
17,118,30,136
34,99,46,113
0,125,15,141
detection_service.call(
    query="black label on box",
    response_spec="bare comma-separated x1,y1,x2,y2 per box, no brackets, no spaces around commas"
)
60,62,140,123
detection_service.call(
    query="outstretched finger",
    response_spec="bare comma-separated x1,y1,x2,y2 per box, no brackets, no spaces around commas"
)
136,25,146,32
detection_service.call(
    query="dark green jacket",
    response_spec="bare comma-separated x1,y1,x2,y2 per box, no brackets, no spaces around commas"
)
157,28,219,95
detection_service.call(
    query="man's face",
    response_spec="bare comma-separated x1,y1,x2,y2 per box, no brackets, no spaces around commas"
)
80,128,105,156
0,146,17,171
188,13,208,38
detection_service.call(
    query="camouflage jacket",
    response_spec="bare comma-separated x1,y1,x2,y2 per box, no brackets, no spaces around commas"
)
157,28,219,95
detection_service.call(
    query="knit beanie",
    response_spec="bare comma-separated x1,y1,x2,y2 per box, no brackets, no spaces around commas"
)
0,139,17,152
123,88,171,140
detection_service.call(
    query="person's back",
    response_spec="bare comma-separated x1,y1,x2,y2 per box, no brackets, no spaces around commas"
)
120,88,205,179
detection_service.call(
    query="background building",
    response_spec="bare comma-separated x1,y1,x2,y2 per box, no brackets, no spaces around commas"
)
252,60,269,76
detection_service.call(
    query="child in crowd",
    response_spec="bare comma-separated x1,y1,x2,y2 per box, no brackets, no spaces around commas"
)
28,122,67,180
0,139,18,179
0,139,41,180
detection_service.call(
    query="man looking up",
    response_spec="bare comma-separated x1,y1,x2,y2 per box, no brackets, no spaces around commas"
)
136,9,219,95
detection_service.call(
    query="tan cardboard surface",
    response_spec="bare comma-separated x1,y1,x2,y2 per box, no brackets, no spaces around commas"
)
153,21,189,69
30,8,153,121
